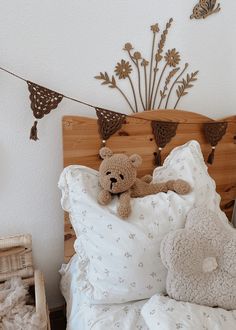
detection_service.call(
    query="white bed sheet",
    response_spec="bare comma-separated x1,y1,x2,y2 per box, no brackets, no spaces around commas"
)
60,255,236,330
59,254,148,330
141,294,236,330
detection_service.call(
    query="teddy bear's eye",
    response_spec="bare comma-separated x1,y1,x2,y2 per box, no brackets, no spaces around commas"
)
106,171,111,175
119,174,124,180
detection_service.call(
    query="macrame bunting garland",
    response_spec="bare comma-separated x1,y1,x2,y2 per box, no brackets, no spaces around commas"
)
0,66,234,161
95,107,126,147
27,81,63,140
151,121,178,166
203,122,228,164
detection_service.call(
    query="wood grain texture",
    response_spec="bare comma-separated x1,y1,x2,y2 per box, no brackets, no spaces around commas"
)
62,110,236,262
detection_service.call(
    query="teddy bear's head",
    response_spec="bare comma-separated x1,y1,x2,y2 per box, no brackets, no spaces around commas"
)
98,147,142,194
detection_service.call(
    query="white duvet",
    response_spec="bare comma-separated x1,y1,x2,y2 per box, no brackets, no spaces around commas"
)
60,255,148,330
142,295,236,330
60,255,236,330
59,141,235,329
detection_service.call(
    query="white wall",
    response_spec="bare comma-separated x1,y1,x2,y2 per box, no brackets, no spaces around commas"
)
0,0,235,308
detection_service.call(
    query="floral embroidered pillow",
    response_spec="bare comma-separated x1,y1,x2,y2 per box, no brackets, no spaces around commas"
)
58,140,226,304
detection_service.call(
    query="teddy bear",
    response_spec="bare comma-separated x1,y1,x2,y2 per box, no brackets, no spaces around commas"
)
97,147,191,218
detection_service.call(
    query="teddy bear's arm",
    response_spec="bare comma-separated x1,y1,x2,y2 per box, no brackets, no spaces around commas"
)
140,174,153,183
131,179,169,197
166,179,191,195
98,189,112,205
117,190,131,219
130,178,191,198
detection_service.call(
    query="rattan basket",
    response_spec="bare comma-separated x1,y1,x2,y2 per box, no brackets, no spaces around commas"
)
0,233,50,330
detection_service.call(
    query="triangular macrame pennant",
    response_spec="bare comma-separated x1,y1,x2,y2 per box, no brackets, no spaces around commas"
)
151,120,178,166
204,122,228,164
27,81,63,140
95,107,126,147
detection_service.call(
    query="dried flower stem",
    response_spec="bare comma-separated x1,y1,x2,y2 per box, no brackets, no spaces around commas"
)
116,85,136,113
149,64,159,109
136,61,145,111
143,64,148,110
127,50,145,111
173,70,198,109
95,72,135,112
165,63,188,109
148,32,157,109
157,91,165,109
149,19,173,109
173,92,183,109
158,67,179,108
128,75,138,112
152,63,168,109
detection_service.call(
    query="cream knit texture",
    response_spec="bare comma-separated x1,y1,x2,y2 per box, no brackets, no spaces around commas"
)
98,147,191,218
161,207,236,310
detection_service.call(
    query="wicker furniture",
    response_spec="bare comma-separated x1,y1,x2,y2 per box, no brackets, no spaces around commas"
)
0,233,50,330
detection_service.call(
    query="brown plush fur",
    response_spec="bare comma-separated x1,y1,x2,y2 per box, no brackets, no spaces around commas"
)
98,147,191,219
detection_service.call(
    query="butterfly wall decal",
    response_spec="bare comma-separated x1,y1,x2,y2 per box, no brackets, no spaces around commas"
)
190,0,221,19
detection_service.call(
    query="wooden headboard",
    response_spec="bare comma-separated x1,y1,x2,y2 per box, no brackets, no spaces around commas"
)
62,110,236,262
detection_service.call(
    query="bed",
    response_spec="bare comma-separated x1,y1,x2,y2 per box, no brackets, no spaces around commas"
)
59,109,236,330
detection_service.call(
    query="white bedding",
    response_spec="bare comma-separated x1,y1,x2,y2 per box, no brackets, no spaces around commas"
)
59,141,235,329
141,295,236,330
60,255,236,330
58,141,227,305
59,255,148,330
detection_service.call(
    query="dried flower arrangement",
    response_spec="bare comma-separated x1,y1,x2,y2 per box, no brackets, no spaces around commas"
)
95,18,199,113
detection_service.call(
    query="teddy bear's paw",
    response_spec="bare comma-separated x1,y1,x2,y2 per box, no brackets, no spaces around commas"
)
156,182,169,193
98,190,112,205
117,204,131,219
173,179,191,195
141,174,153,183
166,180,175,190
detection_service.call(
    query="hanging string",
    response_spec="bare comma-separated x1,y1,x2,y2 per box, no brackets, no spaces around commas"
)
0,66,235,124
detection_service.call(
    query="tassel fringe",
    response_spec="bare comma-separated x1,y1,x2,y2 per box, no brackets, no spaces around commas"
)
30,121,38,141
207,147,215,164
154,148,162,166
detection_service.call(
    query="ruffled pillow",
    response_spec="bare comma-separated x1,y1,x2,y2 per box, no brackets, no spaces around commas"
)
58,140,227,304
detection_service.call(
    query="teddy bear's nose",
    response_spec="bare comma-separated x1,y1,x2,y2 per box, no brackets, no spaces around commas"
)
110,177,117,183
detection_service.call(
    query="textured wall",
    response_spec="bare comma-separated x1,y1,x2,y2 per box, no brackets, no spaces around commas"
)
0,0,235,307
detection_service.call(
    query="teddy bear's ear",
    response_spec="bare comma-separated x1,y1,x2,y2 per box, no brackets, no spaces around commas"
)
99,147,113,159
129,154,142,168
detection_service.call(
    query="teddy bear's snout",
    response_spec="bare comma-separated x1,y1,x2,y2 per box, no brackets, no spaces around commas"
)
110,177,118,190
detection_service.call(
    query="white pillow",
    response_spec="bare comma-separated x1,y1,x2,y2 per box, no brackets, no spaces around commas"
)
141,294,236,330
60,255,148,330
152,140,226,222
58,140,226,304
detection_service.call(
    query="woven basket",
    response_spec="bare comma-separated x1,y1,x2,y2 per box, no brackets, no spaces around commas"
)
0,233,34,282
0,233,50,329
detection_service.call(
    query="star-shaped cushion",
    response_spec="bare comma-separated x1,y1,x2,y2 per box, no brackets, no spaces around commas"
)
160,207,236,310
